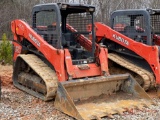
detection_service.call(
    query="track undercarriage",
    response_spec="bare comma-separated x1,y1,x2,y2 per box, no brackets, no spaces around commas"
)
108,53,155,91
13,54,58,101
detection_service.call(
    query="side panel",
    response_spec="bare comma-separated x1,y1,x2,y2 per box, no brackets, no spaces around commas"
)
12,42,22,61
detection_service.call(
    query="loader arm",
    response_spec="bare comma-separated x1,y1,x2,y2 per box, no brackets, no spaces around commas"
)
11,19,66,81
95,22,160,86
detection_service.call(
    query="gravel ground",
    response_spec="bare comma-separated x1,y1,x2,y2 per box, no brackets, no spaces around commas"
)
0,87,74,120
1,64,160,120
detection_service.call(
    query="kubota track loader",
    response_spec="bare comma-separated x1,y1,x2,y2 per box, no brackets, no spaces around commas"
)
11,3,153,119
94,9,160,94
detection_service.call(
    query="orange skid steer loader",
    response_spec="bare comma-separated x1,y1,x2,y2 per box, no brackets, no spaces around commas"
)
92,9,160,95
11,3,153,120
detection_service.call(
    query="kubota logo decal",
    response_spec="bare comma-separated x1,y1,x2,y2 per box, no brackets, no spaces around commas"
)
29,33,40,47
113,34,129,46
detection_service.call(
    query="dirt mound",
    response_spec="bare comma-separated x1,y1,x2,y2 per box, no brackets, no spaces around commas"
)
0,64,13,86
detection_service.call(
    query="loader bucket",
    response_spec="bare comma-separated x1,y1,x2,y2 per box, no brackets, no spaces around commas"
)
54,74,154,120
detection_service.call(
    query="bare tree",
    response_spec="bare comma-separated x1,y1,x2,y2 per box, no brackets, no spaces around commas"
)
0,0,155,39
149,0,160,9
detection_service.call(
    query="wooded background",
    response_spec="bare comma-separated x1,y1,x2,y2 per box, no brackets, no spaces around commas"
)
0,0,160,39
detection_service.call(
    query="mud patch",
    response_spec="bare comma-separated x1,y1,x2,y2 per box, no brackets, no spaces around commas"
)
0,64,13,86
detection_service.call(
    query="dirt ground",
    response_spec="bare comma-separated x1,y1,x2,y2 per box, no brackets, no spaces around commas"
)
0,64,13,87
0,64,160,120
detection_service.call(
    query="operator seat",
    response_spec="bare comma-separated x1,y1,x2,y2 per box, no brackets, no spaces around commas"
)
62,32,75,48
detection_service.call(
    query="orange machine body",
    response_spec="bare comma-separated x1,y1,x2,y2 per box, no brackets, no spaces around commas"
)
11,20,108,82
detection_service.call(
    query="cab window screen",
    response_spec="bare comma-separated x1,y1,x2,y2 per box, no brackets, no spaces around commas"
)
36,10,56,27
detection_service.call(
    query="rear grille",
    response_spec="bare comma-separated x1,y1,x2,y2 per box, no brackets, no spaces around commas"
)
151,15,160,34
66,12,92,38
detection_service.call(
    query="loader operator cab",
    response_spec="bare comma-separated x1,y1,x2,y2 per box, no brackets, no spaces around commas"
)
110,9,160,46
32,3,95,64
